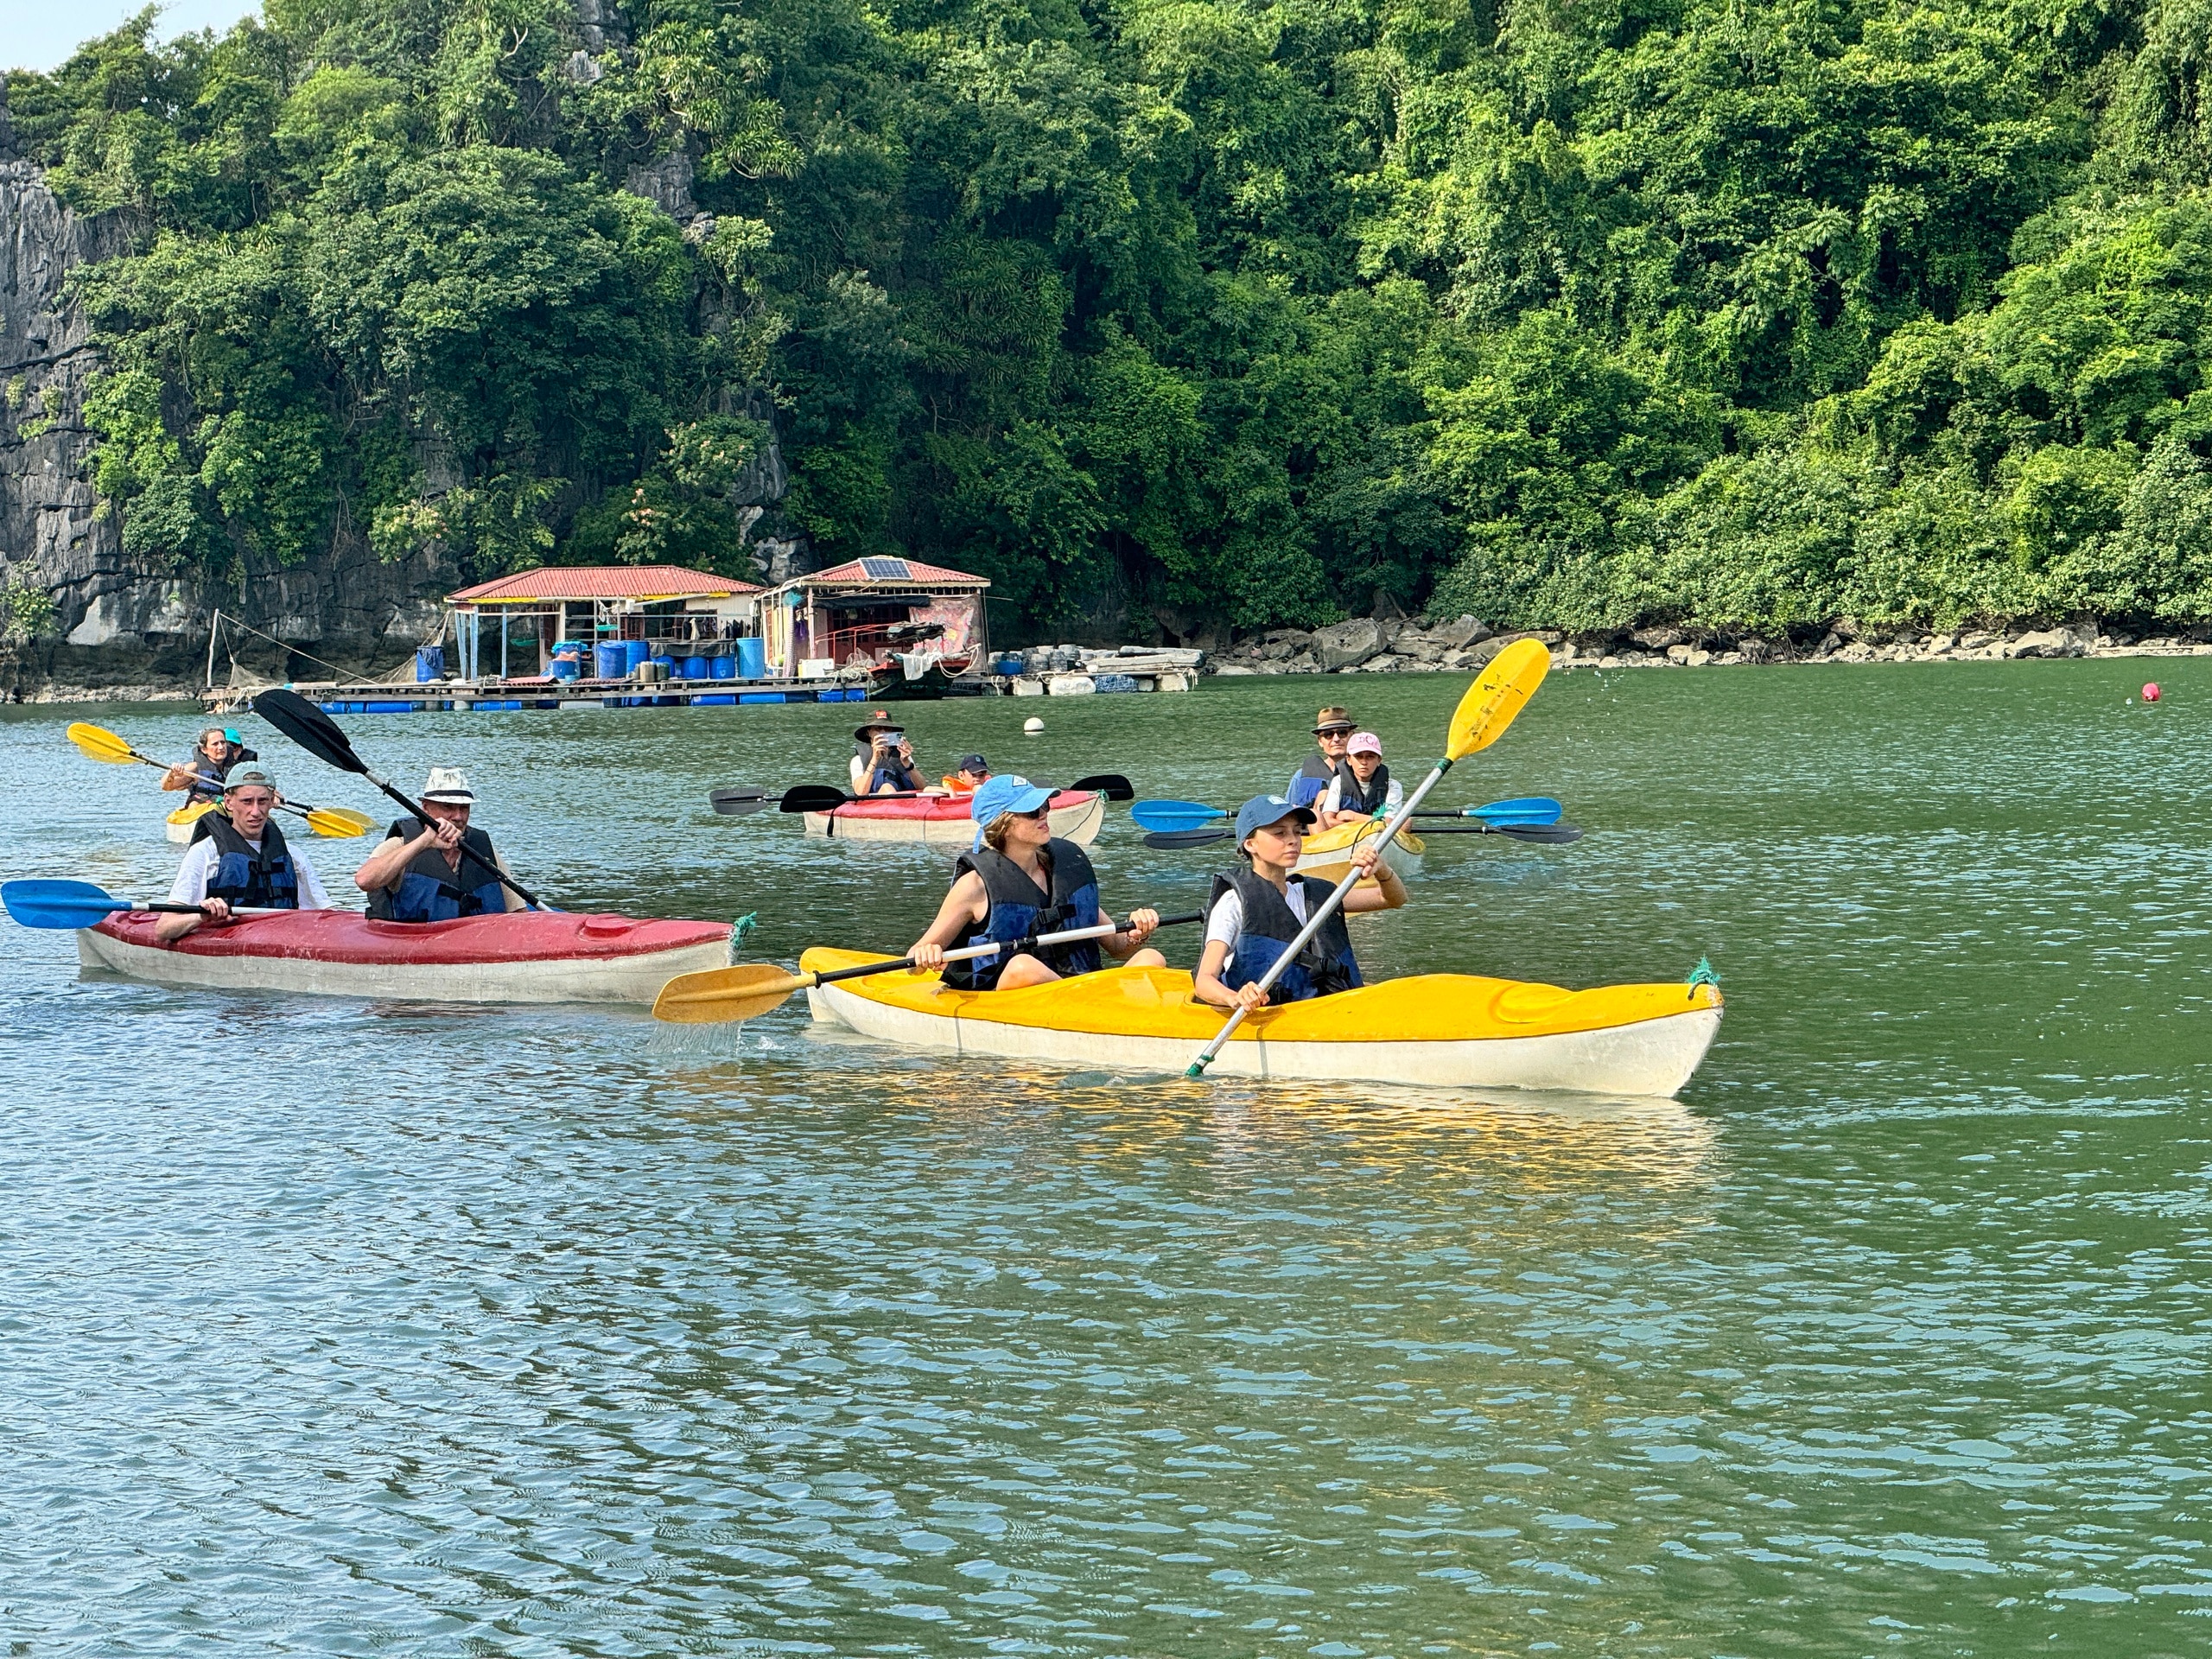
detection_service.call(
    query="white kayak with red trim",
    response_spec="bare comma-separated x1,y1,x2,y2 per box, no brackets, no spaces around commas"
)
78,910,733,1004
803,789,1105,847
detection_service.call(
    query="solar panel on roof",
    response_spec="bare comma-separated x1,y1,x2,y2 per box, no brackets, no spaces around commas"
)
859,556,912,581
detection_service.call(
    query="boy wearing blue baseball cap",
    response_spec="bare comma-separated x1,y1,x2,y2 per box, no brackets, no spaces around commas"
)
904,773,1167,990
1194,795,1405,1011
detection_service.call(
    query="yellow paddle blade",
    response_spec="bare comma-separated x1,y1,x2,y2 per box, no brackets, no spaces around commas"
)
652,962,813,1025
166,800,218,827
302,805,375,838
67,721,141,765
1446,639,1552,760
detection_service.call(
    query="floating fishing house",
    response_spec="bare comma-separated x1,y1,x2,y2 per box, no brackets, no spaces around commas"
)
760,557,991,680
443,564,764,677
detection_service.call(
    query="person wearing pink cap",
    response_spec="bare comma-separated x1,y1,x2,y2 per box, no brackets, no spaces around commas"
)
1316,731,1402,830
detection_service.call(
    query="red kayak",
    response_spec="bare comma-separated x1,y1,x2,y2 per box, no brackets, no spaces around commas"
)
802,789,1105,846
78,910,733,1004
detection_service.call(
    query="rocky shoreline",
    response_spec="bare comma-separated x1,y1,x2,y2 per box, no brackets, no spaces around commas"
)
1205,615,2212,675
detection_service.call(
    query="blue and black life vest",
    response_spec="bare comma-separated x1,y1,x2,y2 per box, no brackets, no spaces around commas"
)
196,810,300,910
367,818,508,923
1287,753,1355,811
855,741,925,794
1206,865,1362,1004
945,839,1103,990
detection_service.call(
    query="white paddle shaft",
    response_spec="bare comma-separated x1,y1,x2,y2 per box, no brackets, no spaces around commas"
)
1186,756,1456,1075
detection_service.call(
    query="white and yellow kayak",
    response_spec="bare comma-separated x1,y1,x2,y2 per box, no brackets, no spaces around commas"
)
1294,817,1425,885
800,950,1722,1097
802,788,1106,847
164,799,219,843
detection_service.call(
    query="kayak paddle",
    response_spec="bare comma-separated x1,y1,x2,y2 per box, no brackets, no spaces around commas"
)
1186,639,1553,1079
1131,795,1560,835
1143,821,1573,850
67,720,373,837
251,689,546,908
1412,821,1582,842
2,877,289,931
709,786,772,816
653,909,1205,1025
1129,799,1224,833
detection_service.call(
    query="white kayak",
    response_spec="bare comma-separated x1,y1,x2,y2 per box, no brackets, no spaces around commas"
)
79,910,733,1004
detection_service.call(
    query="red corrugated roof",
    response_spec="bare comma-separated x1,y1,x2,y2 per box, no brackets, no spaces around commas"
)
448,565,762,603
795,557,990,588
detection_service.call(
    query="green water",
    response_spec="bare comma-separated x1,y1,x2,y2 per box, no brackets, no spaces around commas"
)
5,661,2211,1656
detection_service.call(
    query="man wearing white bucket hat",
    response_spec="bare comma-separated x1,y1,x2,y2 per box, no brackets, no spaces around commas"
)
353,766,524,922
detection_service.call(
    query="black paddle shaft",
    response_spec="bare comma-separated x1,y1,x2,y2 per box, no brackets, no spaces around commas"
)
251,690,545,908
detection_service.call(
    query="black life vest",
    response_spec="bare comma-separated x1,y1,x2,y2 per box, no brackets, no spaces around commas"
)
182,745,259,804
367,818,508,923
946,839,1103,990
197,810,300,910
1339,761,1391,817
1206,865,1362,1003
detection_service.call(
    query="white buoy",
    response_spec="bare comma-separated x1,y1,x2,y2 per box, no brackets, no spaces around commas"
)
1024,716,1045,734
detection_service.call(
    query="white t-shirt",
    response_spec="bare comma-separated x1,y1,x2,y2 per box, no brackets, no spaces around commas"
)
168,835,334,909
1205,879,1307,956
1322,772,1402,817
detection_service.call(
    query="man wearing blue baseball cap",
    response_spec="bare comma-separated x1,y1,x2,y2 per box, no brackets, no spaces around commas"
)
905,773,1166,990
1194,794,1405,1011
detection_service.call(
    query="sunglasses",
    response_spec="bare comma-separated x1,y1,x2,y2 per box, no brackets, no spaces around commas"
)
1014,804,1051,820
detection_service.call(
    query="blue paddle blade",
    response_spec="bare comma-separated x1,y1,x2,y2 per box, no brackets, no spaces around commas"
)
1129,799,1226,833
2,878,127,930
1470,796,1562,824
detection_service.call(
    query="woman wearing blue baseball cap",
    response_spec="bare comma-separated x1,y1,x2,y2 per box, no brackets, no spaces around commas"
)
905,773,1166,990
1194,794,1405,1011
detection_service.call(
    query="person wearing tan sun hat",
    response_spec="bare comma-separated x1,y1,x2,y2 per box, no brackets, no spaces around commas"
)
1285,705,1357,813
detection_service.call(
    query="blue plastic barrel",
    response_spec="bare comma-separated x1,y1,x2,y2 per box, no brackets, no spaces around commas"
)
695,693,736,705
550,658,581,683
734,636,767,680
709,654,737,680
738,692,785,704
681,655,709,679
623,639,651,675
594,642,626,679
415,645,445,683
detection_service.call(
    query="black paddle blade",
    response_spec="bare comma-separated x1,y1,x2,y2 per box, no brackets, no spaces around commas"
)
780,785,854,814
709,787,770,816
1143,827,1233,850
1067,773,1135,802
251,688,367,775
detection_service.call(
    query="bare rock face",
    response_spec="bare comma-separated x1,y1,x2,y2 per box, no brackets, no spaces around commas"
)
1312,616,1383,671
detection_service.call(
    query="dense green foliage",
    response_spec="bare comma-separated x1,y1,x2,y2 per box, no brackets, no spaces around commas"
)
17,0,2212,634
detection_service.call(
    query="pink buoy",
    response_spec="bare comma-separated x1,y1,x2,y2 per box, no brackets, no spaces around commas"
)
2144,682,2163,702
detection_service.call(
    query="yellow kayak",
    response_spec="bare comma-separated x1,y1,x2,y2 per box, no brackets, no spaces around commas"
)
799,950,1722,1097
164,799,219,843
1294,817,1425,885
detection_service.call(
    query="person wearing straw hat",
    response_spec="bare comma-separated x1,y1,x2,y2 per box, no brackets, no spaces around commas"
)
849,710,926,796
1316,730,1402,830
1286,706,1357,812
904,774,1165,990
353,767,522,922
1194,795,1403,1012
156,763,333,941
